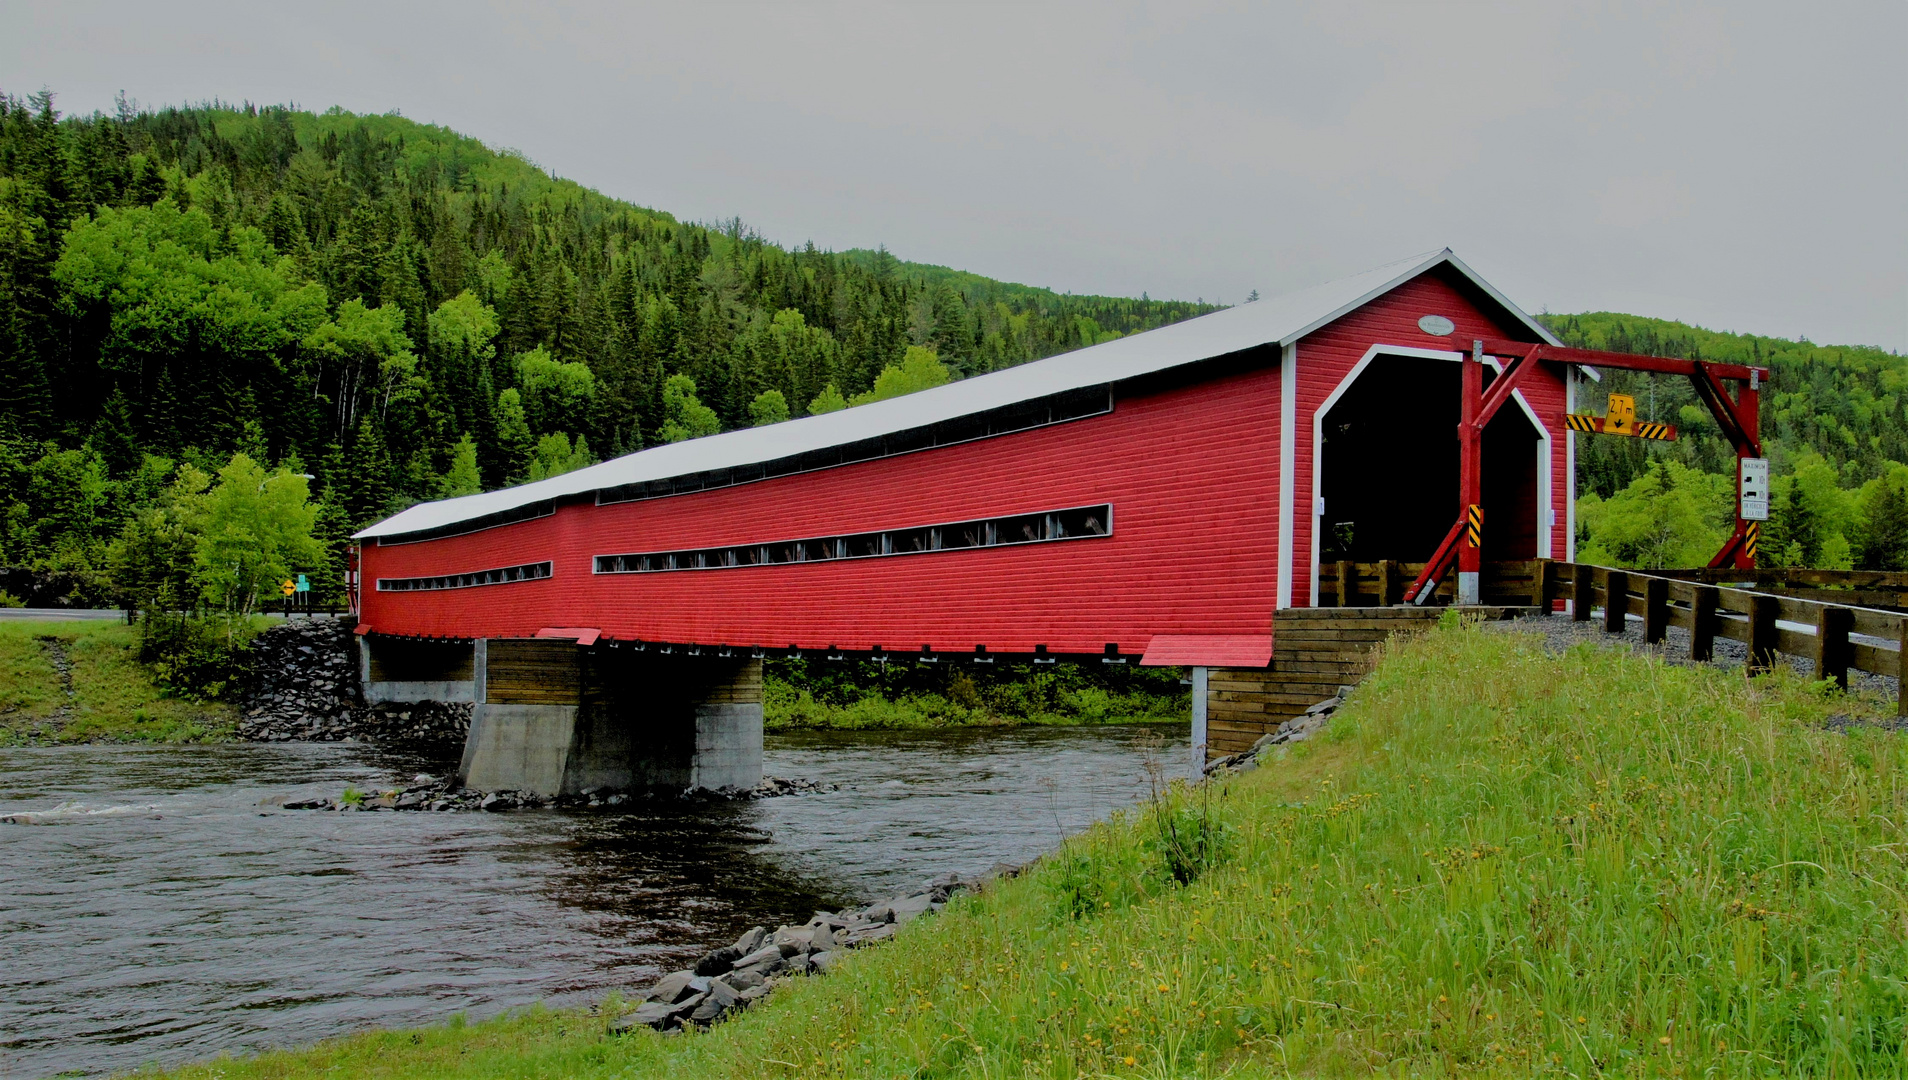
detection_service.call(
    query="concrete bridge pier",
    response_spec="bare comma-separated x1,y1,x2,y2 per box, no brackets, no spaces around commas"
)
461,639,764,796
359,634,763,796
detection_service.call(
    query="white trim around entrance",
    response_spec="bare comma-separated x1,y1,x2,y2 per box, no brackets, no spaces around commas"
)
1278,343,1297,610
1307,344,1554,605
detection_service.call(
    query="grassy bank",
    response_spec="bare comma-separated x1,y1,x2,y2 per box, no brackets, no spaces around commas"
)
0,620,235,745
764,657,1188,730
145,621,1908,1077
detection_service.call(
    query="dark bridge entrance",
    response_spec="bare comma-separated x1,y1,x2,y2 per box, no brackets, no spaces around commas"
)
1319,354,1544,567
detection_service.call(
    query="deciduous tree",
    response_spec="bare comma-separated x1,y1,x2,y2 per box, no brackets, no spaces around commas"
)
660,375,720,443
850,346,950,406
748,389,789,427
191,453,323,626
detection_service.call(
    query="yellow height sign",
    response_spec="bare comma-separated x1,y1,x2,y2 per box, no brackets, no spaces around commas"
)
1604,393,1635,435
1564,393,1676,442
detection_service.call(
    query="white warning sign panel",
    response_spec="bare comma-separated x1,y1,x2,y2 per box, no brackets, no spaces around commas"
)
1740,457,1770,521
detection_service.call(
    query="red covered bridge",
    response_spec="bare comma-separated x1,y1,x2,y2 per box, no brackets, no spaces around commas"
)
350,249,1765,792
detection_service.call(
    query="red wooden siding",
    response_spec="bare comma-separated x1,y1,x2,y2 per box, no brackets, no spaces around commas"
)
361,359,1287,653
360,265,1576,649
1289,268,1570,605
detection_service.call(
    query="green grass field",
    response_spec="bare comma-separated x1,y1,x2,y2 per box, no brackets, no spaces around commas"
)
141,620,1908,1078
762,658,1189,731
763,681,1186,730
0,620,235,744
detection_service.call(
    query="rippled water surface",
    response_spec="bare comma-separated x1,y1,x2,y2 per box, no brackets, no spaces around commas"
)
0,724,1186,1078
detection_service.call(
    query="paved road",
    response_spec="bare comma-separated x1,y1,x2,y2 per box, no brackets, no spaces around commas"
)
0,608,128,622
0,609,345,623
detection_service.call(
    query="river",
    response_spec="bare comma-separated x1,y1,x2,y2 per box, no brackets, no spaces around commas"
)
0,724,1186,1079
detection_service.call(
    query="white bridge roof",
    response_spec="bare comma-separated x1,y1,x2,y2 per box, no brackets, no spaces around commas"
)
356,248,1556,540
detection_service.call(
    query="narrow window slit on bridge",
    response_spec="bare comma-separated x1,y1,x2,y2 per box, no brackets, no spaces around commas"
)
376,560,553,592
592,504,1113,575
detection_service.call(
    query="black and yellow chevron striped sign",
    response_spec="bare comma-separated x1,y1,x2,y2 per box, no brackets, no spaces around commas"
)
1744,521,1759,560
1564,413,1678,441
1465,504,1483,548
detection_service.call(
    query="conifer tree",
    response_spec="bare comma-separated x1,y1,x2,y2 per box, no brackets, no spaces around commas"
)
87,391,142,476
492,389,534,481
928,285,976,373
127,154,165,206
1856,466,1908,570
342,417,395,528
146,368,184,453
439,434,482,497
427,291,500,437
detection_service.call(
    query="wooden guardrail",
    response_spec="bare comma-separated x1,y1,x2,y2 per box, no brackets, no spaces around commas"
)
1544,560,1906,704
1316,558,1907,714
1643,568,1908,612
1318,559,1540,608
1646,568,1908,589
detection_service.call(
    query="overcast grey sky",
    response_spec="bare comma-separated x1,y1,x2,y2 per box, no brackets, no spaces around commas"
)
5,1,1903,349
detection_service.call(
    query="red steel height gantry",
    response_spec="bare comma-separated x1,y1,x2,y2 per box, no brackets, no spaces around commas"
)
1411,338,1769,605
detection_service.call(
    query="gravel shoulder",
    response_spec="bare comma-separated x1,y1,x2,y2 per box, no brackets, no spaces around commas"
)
1481,611,1904,729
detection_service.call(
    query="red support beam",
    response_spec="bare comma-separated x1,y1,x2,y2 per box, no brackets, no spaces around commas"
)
1473,348,1539,430
1407,514,1469,605
1689,362,1760,455
1456,341,1484,602
1467,337,1765,574
1471,338,1766,384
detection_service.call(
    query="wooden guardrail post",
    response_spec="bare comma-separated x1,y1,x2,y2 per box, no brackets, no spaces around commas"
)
1557,561,1906,698
1747,594,1780,674
1603,570,1629,634
1815,606,1853,689
1336,561,1354,608
1690,585,1719,662
1532,558,1553,613
1643,577,1669,644
1378,560,1397,607
1572,563,1594,622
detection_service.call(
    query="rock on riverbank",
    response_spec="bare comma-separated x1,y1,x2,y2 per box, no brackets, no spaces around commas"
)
1201,684,1352,775
239,619,470,745
617,869,1014,1032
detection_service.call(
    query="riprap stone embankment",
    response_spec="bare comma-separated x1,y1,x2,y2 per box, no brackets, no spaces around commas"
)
239,618,469,745
618,869,1012,1032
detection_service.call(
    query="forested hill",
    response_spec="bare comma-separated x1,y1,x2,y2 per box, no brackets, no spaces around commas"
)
1538,312,1908,572
3,91,1904,600
1539,312,1907,498
0,92,1215,582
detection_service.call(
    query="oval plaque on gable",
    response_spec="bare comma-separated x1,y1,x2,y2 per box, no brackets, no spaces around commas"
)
1418,314,1456,336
